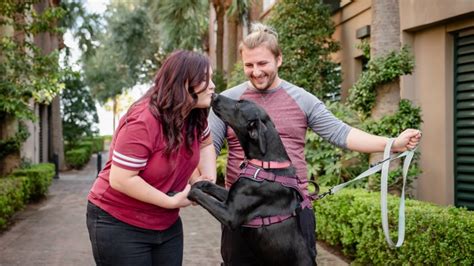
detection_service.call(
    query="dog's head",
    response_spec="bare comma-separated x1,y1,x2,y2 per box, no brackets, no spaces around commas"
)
211,94,286,160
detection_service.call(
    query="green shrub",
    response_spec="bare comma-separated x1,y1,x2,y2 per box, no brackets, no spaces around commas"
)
65,148,91,169
84,136,105,153
268,0,341,99
76,140,93,154
0,163,55,229
315,188,474,264
10,163,55,201
347,46,415,119
0,178,25,229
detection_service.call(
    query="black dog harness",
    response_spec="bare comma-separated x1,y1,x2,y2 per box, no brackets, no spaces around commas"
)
238,160,318,228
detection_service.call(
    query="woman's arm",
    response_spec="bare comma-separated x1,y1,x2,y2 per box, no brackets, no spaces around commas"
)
189,138,217,184
109,165,192,209
197,143,217,182
346,128,422,153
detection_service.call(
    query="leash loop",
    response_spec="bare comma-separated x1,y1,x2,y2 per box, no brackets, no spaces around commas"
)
318,139,417,248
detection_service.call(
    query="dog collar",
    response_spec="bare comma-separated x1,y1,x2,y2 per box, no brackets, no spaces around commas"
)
246,159,292,169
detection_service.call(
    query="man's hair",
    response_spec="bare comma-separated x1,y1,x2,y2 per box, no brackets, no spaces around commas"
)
239,23,282,57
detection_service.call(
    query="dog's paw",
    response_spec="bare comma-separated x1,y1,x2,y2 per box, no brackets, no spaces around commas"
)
191,180,212,190
187,189,198,201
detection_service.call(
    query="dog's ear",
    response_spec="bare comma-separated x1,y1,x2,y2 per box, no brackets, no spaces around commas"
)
248,119,267,155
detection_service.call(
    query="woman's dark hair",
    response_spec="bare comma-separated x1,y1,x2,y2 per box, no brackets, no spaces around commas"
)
133,50,211,156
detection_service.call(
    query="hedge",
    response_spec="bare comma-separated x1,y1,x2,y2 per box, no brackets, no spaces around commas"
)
314,188,474,265
0,163,55,229
64,137,104,169
65,147,91,169
10,163,55,201
0,178,25,229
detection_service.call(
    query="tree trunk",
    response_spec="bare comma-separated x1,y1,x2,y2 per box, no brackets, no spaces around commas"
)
50,96,65,170
370,0,401,123
369,0,402,189
212,0,226,73
226,8,239,76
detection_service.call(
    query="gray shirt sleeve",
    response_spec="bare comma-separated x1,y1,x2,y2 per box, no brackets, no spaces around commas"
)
282,81,352,148
209,109,226,156
307,98,352,148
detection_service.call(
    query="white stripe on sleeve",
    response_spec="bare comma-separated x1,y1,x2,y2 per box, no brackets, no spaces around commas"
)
112,150,148,168
113,150,148,163
112,155,147,168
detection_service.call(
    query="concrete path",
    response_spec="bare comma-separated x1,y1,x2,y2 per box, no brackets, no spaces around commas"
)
0,152,349,266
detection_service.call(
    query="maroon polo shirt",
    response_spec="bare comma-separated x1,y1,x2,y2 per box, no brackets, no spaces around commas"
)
88,101,210,230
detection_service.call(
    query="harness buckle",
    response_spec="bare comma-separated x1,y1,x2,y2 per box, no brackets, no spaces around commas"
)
316,190,333,200
239,160,248,169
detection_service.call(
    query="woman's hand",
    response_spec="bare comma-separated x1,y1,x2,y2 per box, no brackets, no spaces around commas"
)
169,184,193,208
392,129,422,152
189,174,214,185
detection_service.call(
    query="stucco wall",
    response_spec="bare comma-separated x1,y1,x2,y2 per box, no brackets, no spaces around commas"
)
400,0,474,31
331,0,371,100
406,26,454,205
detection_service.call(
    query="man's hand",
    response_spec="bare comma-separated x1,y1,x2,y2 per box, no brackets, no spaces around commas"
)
392,129,422,152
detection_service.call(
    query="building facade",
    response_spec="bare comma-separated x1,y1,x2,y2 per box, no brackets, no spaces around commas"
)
331,0,474,209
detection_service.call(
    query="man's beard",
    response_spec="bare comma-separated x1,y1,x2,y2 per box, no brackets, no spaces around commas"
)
250,71,277,90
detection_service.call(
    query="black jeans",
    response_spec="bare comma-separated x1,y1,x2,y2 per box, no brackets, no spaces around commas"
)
220,207,316,266
86,201,183,266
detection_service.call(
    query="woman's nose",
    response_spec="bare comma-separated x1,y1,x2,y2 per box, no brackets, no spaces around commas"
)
209,80,216,91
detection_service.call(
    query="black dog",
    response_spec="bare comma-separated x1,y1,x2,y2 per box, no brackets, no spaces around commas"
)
188,94,315,266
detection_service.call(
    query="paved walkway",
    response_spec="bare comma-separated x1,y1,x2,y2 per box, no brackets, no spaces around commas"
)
0,152,349,266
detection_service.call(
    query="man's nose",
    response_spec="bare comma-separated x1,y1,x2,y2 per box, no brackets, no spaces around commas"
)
253,68,263,77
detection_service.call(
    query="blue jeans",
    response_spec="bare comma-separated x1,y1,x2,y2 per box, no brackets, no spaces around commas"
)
86,201,183,266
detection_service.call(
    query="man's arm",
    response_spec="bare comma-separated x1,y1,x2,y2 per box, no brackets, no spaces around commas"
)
346,127,422,153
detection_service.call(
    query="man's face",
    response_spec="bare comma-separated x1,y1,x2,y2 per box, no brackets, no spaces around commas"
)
241,45,282,91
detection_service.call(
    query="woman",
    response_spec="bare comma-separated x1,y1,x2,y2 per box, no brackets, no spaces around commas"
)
86,50,216,265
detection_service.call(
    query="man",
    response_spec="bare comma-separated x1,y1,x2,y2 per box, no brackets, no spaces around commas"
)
209,23,421,265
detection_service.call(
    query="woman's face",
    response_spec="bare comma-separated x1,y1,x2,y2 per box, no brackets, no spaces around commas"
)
193,67,215,109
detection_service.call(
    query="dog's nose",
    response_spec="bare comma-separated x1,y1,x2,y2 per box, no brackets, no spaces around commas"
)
211,93,219,105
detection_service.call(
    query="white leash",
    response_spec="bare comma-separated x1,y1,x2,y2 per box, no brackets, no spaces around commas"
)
318,138,416,248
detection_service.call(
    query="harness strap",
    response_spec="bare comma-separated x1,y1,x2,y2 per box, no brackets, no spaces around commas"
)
238,163,310,228
247,159,292,169
243,214,295,228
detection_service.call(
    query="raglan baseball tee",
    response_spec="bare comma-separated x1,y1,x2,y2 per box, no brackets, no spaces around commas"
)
209,80,352,198
88,100,210,230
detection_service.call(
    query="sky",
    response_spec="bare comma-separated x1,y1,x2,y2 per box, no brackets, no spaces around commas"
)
63,0,145,136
